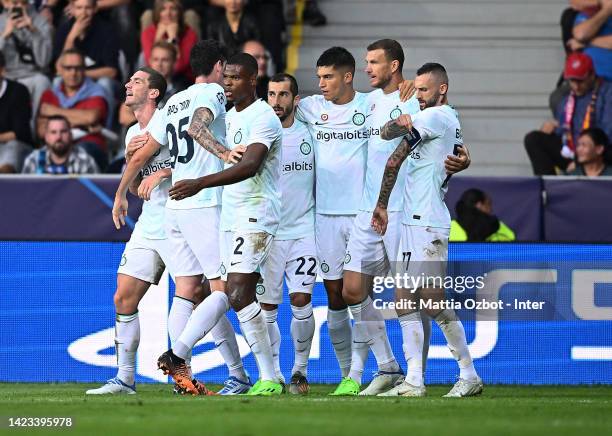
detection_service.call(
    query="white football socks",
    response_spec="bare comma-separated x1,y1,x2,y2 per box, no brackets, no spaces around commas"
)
290,303,314,377
115,312,139,386
262,308,283,383
210,315,248,382
399,311,424,387
327,307,352,378
168,297,194,367
237,301,277,382
434,309,478,380
173,291,228,360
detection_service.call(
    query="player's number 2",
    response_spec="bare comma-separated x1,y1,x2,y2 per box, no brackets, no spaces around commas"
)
167,116,195,168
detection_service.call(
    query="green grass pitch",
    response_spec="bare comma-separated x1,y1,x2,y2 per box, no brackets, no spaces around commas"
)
1,384,611,436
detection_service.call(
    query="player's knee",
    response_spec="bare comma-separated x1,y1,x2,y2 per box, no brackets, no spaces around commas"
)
341,283,362,305
227,279,250,311
113,289,137,313
192,281,210,304
290,292,311,307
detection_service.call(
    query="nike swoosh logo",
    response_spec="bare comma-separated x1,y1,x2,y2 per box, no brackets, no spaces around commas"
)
314,121,329,126
301,281,313,287
230,261,241,266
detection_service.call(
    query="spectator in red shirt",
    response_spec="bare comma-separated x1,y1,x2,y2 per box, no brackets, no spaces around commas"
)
38,48,109,170
141,0,197,82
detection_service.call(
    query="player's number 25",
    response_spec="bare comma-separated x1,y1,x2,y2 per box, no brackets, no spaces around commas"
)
167,116,195,168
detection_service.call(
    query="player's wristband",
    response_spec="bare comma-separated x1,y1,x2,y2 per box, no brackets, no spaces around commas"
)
403,127,422,152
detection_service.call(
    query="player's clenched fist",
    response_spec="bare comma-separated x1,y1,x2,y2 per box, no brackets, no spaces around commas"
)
112,196,129,229
169,179,203,200
138,168,169,200
371,206,388,235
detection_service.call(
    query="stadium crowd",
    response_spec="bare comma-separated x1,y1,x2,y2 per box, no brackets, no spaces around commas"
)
0,0,327,174
525,0,612,176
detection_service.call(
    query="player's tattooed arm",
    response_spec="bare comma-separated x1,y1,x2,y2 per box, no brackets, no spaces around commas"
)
187,107,230,162
380,114,413,140
376,137,412,209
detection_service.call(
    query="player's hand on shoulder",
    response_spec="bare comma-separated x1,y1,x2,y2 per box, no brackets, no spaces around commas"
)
169,178,204,201
445,144,471,175
371,206,389,236
540,120,558,135
225,145,247,164
399,79,415,102
112,196,129,230
126,132,149,160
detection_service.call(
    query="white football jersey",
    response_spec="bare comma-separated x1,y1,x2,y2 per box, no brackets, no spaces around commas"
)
126,121,172,240
149,82,227,210
221,99,283,234
403,105,462,228
296,92,369,215
276,119,315,240
361,89,420,212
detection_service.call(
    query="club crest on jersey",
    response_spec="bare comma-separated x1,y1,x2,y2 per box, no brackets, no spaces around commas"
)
390,107,402,120
220,263,226,275
216,92,224,103
300,141,312,155
120,254,127,266
234,130,242,144
344,253,351,264
256,283,265,295
321,113,328,121
321,262,330,273
352,112,366,126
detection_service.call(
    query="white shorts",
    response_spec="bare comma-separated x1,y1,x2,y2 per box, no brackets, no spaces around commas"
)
165,207,222,279
117,232,173,284
315,214,355,280
220,230,233,280
227,231,274,275
397,225,449,289
259,236,317,305
344,210,401,276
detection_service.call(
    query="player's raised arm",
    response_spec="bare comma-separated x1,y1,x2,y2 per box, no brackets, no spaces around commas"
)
187,107,231,162
169,143,268,200
112,136,162,229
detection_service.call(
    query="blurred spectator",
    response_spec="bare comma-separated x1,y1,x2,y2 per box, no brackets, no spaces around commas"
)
525,52,612,175
119,41,187,128
246,0,285,72
450,189,516,242
565,127,612,175
569,0,612,80
53,0,119,108
302,0,326,26
0,50,32,173
38,49,109,170
561,1,600,53
241,39,270,100
207,0,259,56
141,0,197,82
0,0,52,120
22,114,98,174
140,0,202,40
